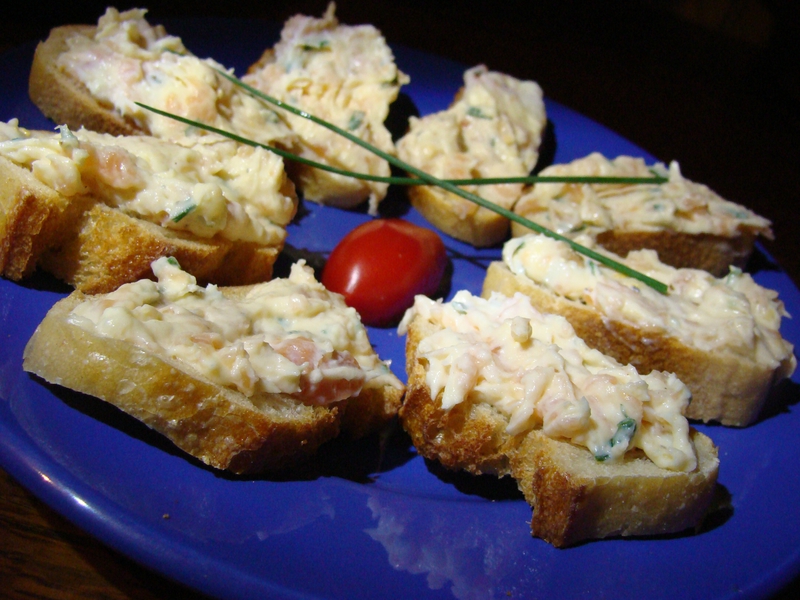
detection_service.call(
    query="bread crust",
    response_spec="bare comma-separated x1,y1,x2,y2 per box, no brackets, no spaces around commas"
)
0,156,94,281
511,223,760,276
29,25,144,137
400,311,719,546
23,289,403,473
482,261,785,426
593,229,758,276
400,314,518,476
510,429,719,547
407,185,510,248
38,203,287,294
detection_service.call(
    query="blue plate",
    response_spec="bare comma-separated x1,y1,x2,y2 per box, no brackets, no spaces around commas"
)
1,17,799,600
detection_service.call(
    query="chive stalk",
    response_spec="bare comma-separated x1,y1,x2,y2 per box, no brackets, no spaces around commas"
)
135,72,669,295
136,102,666,188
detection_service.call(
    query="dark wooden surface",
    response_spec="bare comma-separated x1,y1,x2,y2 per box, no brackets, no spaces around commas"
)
2,1,798,598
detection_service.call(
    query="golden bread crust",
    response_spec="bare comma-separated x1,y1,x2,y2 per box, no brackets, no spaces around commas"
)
407,185,510,248
339,380,404,440
510,213,759,277
482,261,782,425
595,229,758,276
1,173,285,293
0,156,93,280
400,313,520,476
22,291,339,473
509,429,719,547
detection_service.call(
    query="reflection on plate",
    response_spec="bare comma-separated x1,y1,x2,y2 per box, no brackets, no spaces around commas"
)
1,17,800,600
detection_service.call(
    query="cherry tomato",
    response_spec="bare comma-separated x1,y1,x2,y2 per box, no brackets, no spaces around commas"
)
322,219,448,327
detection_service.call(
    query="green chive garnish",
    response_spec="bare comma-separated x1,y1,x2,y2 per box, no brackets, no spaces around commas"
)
610,418,637,448
137,101,666,189
134,71,670,295
172,202,196,223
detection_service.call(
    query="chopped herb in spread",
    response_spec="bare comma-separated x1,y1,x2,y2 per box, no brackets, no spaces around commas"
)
347,111,365,131
171,201,196,223
466,106,492,119
301,39,330,51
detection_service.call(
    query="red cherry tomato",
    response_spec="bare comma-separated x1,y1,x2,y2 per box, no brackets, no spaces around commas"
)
322,219,447,327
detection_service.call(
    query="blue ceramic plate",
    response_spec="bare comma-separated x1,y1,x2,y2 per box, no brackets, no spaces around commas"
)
1,18,799,600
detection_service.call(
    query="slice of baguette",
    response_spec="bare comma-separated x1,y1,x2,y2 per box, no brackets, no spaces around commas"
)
406,182,513,250
1,155,95,281
29,9,298,148
399,295,719,546
37,203,279,294
593,228,759,277
401,312,518,476
509,428,719,547
511,153,772,276
2,168,283,293
396,66,546,247
244,4,408,213
482,245,796,426
23,277,404,474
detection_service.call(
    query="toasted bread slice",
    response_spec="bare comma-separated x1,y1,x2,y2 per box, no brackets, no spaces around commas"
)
0,121,297,292
510,428,719,547
23,260,404,473
244,4,408,212
0,154,95,281
396,65,546,247
511,153,772,275
483,234,796,426
37,203,281,294
30,24,142,137
401,311,518,476
399,291,718,546
29,8,297,146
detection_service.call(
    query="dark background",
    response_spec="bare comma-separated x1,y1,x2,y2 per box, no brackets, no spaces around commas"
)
4,0,799,283
2,1,799,598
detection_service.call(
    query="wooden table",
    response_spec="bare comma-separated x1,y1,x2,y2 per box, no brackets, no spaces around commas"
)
2,1,799,598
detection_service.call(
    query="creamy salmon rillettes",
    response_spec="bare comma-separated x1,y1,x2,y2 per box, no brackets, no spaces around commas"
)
500,233,795,375
512,153,772,239
0,120,297,246
55,7,297,146
68,258,402,405
398,290,698,472
243,3,409,213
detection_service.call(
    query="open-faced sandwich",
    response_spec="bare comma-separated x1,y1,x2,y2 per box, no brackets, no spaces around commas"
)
0,119,297,292
23,258,404,473
399,290,719,546
396,65,546,247
29,7,297,147
244,2,409,213
483,232,796,426
511,153,773,275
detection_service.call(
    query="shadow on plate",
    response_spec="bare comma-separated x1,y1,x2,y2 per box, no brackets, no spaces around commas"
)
424,458,524,502
754,377,800,424
271,241,327,279
385,91,419,143
40,378,417,483
14,270,72,295
746,244,782,275
533,119,557,173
